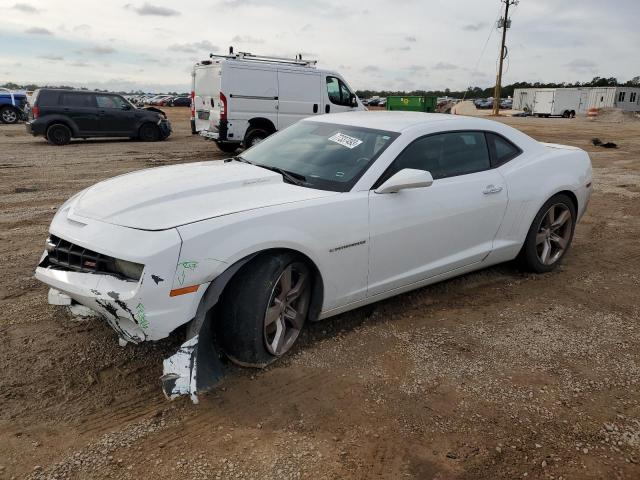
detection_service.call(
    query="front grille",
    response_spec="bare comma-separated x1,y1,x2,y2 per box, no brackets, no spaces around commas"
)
42,235,141,280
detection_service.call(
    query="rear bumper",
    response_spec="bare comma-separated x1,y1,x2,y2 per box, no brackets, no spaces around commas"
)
200,129,219,140
159,119,172,138
26,120,45,136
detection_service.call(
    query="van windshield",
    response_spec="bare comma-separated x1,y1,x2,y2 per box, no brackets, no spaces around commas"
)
238,122,399,192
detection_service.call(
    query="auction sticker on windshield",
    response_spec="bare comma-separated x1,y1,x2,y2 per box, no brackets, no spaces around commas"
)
328,132,363,149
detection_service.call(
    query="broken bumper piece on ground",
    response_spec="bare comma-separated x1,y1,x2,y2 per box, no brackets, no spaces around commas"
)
160,319,225,404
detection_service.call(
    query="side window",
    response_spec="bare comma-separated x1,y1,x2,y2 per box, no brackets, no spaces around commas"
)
326,76,352,106
384,131,491,181
486,132,521,167
59,93,95,107
618,91,626,102
96,95,127,109
630,92,637,103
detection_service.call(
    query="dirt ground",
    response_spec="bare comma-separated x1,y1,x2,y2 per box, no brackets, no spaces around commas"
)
1,107,639,480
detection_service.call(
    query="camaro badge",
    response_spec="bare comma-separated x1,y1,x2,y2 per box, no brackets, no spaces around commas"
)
329,240,366,253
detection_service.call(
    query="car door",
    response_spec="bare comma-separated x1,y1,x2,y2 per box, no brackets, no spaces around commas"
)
367,131,508,297
95,94,136,135
323,75,355,114
277,69,322,129
58,92,100,134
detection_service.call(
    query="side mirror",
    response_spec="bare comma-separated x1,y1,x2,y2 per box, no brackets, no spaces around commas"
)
350,94,358,108
121,104,131,110
374,168,434,194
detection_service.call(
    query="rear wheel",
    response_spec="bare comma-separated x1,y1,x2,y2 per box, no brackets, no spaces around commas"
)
0,106,19,124
139,122,160,142
217,253,312,367
520,194,576,273
244,127,269,148
46,123,72,146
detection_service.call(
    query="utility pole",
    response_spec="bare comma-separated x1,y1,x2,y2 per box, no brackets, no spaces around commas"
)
492,0,517,115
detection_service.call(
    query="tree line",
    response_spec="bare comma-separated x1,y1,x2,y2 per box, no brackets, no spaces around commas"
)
355,76,640,100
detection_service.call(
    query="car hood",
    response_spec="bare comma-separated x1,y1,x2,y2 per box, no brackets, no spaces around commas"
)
70,161,337,230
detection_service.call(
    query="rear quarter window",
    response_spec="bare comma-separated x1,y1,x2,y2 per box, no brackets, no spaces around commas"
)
486,132,522,167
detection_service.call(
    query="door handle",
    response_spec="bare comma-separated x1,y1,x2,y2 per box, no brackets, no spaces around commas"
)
313,103,318,113
483,184,503,194
325,104,330,114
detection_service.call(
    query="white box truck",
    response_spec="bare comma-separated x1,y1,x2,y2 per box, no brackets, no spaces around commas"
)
192,50,365,152
531,88,588,118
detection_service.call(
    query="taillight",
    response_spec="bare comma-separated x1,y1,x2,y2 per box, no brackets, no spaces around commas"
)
219,92,227,120
32,106,40,119
190,91,195,118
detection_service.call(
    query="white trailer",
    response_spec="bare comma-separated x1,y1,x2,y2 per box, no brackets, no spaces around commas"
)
193,50,365,152
530,88,587,117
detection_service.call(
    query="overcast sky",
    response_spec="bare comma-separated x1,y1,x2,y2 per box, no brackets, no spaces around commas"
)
1,0,638,93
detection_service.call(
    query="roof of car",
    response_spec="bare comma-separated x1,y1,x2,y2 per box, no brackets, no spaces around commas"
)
306,111,467,132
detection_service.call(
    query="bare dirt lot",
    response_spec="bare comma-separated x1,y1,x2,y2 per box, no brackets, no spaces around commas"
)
1,107,639,479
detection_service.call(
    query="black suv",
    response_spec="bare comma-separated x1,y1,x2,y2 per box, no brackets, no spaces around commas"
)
26,89,171,145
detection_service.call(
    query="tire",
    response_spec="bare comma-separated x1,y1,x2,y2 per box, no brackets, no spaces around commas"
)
1,106,19,124
217,253,312,367
46,124,72,146
138,122,160,142
562,110,570,118
519,193,576,273
215,142,240,153
244,127,269,148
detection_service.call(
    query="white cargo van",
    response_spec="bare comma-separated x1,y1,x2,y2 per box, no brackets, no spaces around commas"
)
194,50,365,152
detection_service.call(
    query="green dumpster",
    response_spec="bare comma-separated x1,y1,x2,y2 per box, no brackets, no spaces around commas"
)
386,95,437,112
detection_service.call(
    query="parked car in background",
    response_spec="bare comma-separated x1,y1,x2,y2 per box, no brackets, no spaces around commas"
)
26,89,171,145
194,50,364,152
0,88,28,124
170,96,191,107
500,98,513,109
34,111,592,401
474,98,494,109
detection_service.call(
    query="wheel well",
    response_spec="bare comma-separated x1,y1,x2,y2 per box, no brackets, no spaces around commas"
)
247,117,276,135
557,190,578,213
219,248,324,322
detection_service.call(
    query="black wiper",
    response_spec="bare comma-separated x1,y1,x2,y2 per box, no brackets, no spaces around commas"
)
225,155,253,164
257,165,306,186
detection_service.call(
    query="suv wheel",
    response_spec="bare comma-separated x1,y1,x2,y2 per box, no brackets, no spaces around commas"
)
244,127,269,148
139,123,160,142
0,106,19,124
46,124,72,146
217,253,312,367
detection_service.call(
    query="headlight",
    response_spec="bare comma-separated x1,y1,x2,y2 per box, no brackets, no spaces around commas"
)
114,259,144,281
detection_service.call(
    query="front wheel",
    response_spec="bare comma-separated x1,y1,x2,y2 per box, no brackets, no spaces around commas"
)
138,122,160,142
520,194,576,273
217,254,312,367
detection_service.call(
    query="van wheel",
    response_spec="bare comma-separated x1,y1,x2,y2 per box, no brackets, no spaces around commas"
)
46,124,72,145
217,253,312,367
562,110,570,118
244,128,269,148
1,106,19,124
216,142,239,153
139,123,160,142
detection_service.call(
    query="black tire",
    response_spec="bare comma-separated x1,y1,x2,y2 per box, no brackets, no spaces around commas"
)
46,123,72,146
519,193,576,273
562,110,570,118
217,253,312,367
138,122,160,142
0,106,20,124
215,142,240,153
244,127,269,148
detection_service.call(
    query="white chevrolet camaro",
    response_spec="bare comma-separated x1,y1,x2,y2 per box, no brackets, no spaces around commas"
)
35,112,592,401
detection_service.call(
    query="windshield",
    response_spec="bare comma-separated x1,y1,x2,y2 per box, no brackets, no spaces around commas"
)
239,121,399,192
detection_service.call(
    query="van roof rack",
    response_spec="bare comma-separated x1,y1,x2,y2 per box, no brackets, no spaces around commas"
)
209,47,318,67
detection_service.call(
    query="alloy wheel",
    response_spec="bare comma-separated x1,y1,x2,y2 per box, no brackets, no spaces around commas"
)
2,109,17,123
263,263,310,356
535,203,573,265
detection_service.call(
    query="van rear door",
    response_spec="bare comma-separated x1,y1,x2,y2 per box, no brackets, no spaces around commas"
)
277,69,321,129
193,64,220,133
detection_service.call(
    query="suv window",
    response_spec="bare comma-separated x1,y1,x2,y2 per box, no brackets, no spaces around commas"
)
59,93,95,108
326,76,352,107
486,132,521,167
96,94,127,109
385,131,491,181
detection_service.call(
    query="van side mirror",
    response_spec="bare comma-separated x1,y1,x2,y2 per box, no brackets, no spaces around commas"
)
374,169,434,194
